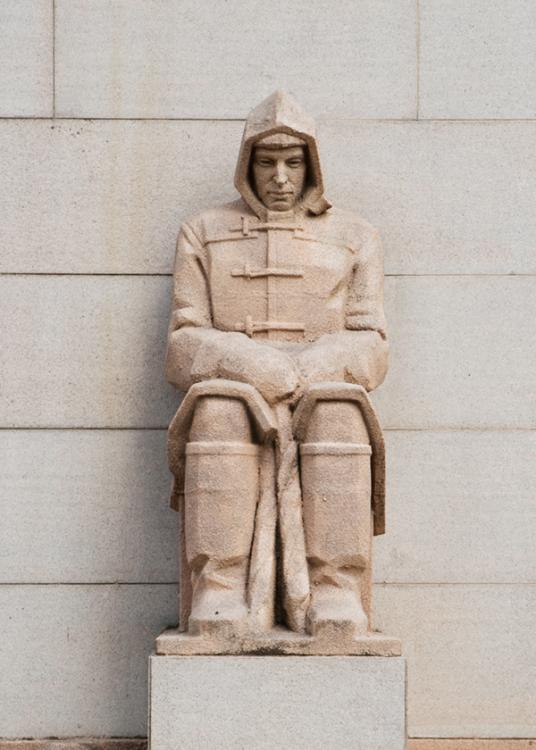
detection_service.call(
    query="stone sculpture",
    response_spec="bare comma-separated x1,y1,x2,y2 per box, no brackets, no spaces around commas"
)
162,91,397,655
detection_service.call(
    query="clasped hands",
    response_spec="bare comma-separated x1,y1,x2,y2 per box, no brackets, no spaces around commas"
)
189,330,332,407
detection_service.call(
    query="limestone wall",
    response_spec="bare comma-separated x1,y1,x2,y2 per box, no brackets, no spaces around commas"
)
1,0,535,740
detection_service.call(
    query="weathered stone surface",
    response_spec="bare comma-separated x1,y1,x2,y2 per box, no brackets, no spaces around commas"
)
3,120,536,274
155,627,401,656
375,430,536,583
420,0,536,118
55,0,416,119
0,744,147,750
0,2,533,744
0,585,177,738
321,120,536,275
409,743,536,749
0,276,179,428
0,430,177,583
149,655,406,750
0,276,534,430
2,430,534,586
1,739,534,749
373,275,536,430
164,92,389,644
1,584,534,738
374,585,536,738
0,1,52,116
0,120,240,274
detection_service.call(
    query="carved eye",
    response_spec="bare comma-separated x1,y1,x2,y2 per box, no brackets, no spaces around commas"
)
287,159,304,168
256,158,273,167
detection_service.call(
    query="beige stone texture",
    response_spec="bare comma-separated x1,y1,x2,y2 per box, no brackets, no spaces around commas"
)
0,276,177,428
165,92,389,645
55,0,416,119
409,743,536,750
0,584,534,738
0,120,240,274
149,655,406,750
321,120,536,275
1,276,533,430
420,0,536,119
373,275,536,430
0,1,53,117
155,627,401,656
0,0,534,741
0,744,148,750
1,740,535,749
0,430,177,583
2,431,534,587
375,430,536,583
374,585,536,738
3,120,536,275
0,585,177,738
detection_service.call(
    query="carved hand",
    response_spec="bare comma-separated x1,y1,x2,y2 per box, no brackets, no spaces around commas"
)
296,330,388,392
168,327,302,404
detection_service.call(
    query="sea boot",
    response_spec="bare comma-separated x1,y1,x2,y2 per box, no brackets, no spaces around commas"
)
184,440,260,637
300,440,372,639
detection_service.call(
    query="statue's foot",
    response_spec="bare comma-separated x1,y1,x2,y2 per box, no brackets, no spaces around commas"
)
306,585,368,639
188,589,249,638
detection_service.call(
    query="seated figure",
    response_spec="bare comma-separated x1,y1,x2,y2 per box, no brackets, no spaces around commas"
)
165,91,388,644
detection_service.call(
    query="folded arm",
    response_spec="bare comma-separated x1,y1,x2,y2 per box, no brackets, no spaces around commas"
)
296,329,388,391
165,223,301,404
297,229,388,392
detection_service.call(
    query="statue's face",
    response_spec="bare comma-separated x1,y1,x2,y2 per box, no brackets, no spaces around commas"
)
252,146,307,211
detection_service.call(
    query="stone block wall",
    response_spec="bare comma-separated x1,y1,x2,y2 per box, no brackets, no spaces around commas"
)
1,0,535,741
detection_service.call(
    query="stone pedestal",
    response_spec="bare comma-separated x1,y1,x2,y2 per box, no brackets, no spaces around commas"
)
149,654,406,750
156,626,402,656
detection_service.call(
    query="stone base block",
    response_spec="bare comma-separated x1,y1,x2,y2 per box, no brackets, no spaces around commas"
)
156,626,402,656
149,655,406,750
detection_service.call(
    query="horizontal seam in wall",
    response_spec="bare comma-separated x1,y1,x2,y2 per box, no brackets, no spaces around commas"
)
384,427,536,432
2,116,536,124
0,734,148,750
0,582,178,587
0,735,536,750
0,116,245,123
1,582,536,587
373,582,536,587
0,741,148,746
0,273,172,277
1,273,535,278
0,426,169,431
0,427,534,432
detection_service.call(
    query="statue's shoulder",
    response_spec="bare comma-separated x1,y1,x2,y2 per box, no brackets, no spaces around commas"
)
180,200,245,244
319,206,380,249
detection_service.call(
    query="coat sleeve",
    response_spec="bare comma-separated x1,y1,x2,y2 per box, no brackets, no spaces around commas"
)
296,229,388,392
165,222,301,402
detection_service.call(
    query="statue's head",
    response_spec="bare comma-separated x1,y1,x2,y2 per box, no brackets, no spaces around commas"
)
234,91,331,219
251,133,307,212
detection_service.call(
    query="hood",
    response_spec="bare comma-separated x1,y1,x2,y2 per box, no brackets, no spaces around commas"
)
234,90,331,219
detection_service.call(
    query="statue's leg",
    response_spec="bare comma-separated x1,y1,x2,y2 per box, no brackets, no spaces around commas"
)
185,395,259,636
300,401,372,637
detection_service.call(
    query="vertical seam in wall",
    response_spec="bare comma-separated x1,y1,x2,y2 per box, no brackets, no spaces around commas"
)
148,657,152,750
52,0,56,117
404,658,408,744
416,0,421,120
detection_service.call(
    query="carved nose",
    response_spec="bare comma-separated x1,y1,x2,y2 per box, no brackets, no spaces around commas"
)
274,168,288,186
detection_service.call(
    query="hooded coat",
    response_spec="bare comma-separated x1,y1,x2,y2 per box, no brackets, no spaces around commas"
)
165,91,388,632
166,90,388,400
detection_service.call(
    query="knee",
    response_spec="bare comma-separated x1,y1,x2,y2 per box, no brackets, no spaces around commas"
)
304,400,369,443
189,396,254,442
